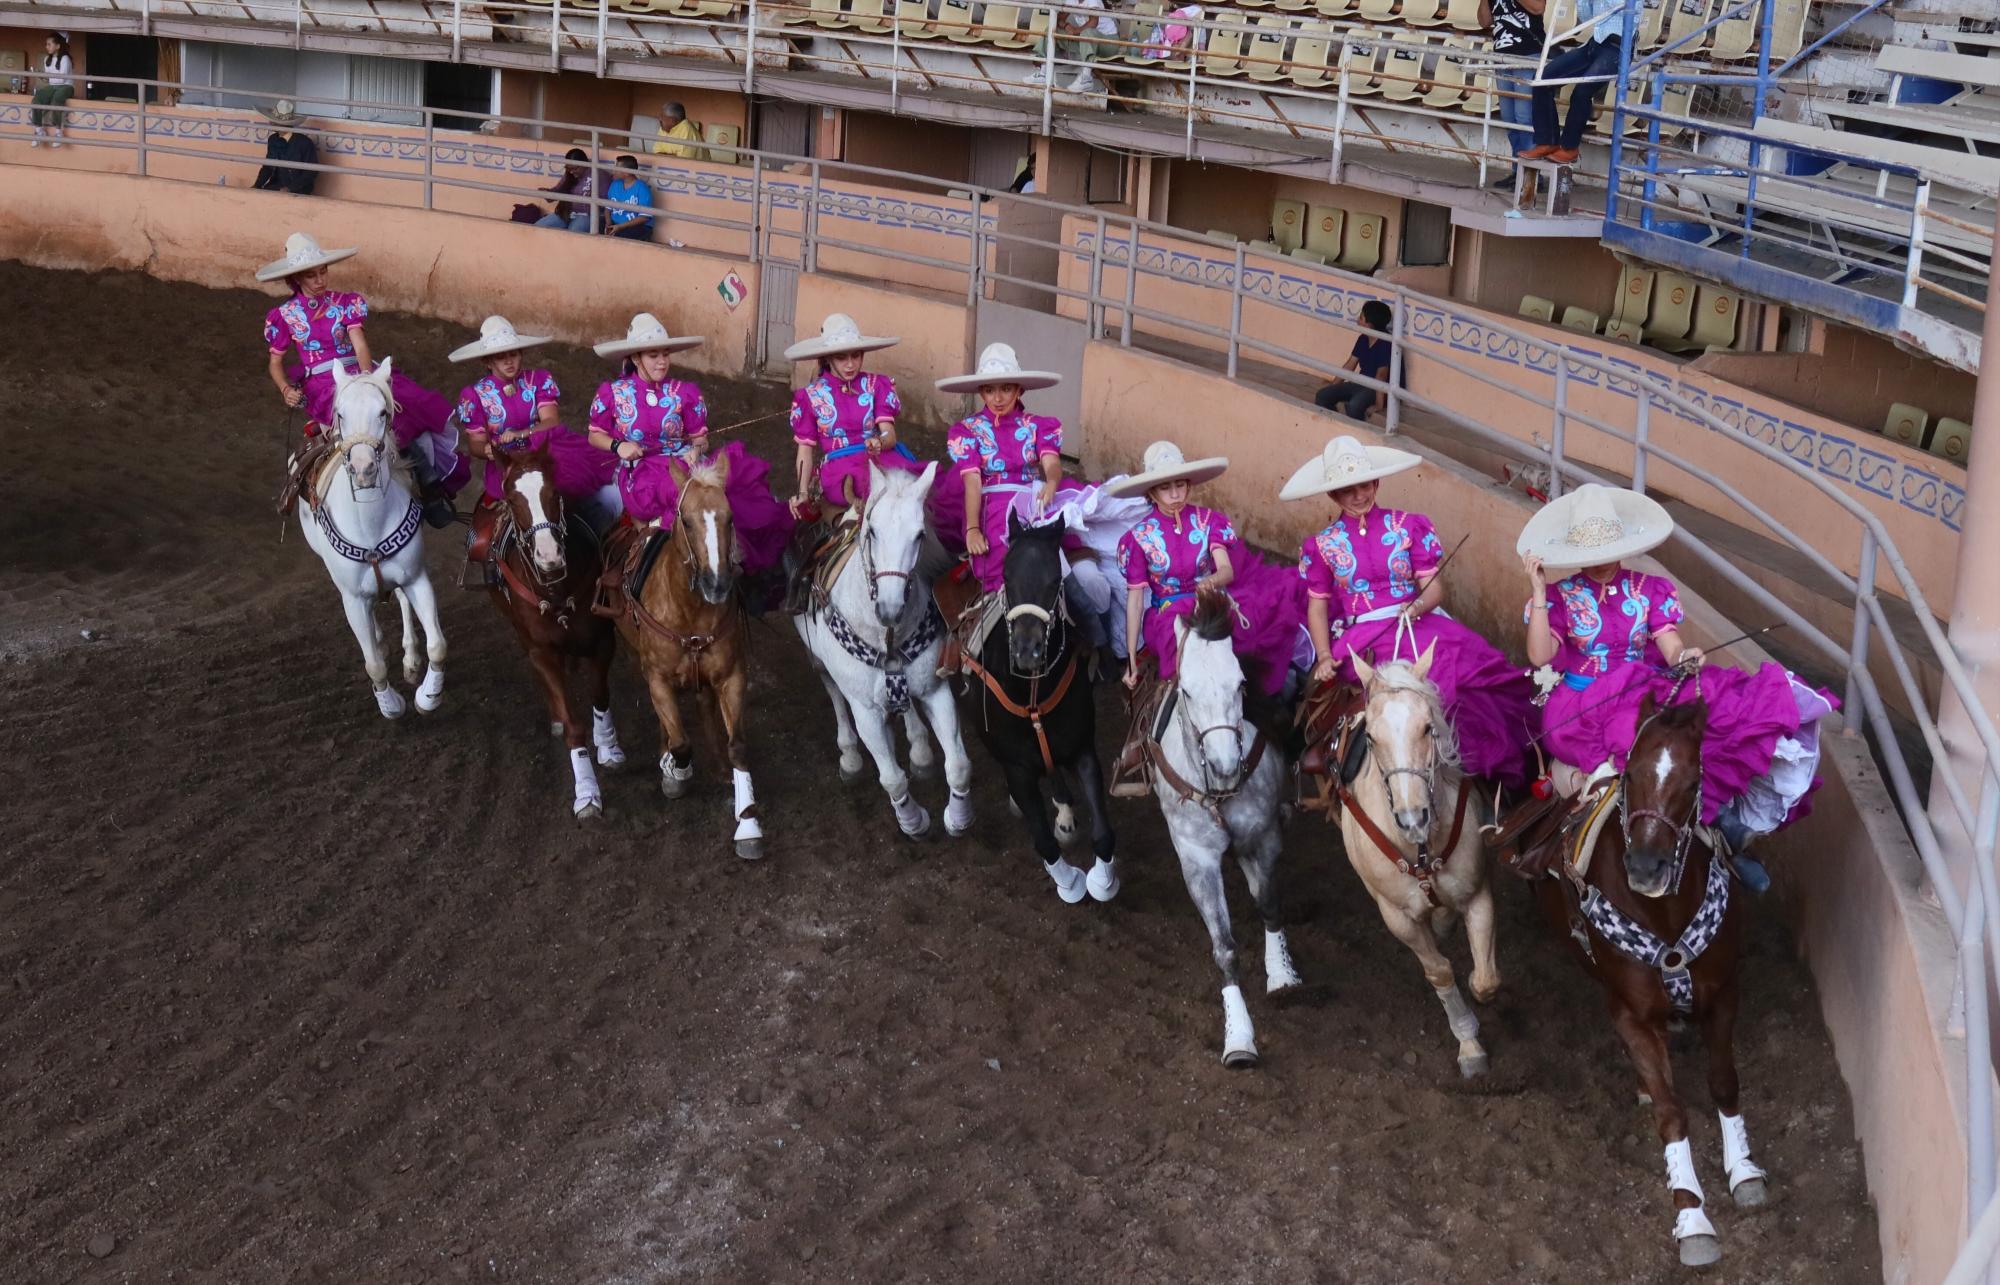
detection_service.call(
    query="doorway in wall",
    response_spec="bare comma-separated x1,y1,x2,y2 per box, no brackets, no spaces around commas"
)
425,62,492,131
82,34,161,103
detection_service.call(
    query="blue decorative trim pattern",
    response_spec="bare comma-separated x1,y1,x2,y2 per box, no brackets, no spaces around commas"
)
1072,229,1965,536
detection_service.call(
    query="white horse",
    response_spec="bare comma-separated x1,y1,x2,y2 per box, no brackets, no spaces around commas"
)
795,462,974,839
1339,648,1499,1077
297,360,447,720
1147,590,1303,1068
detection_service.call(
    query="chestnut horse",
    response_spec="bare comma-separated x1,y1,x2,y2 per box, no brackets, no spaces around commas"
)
1532,695,1768,1268
485,446,625,819
612,454,765,859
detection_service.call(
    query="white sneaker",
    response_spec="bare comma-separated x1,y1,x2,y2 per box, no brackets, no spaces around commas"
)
1068,72,1105,94
1026,67,1050,85
1045,858,1088,903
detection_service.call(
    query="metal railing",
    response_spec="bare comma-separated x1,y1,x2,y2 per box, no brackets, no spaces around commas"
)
5,75,1999,1273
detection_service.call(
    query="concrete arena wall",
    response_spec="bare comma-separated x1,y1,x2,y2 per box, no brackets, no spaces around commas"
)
1058,218,1964,616
0,170,758,377
1079,339,1972,1285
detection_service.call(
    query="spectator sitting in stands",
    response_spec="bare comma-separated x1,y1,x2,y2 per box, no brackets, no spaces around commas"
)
251,99,320,196
1313,300,1394,422
603,155,656,242
649,102,703,160
1144,4,1205,59
1028,0,1116,95
1520,0,1625,166
536,149,596,233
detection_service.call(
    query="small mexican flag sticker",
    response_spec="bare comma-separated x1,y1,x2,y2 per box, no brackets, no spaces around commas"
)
717,271,747,310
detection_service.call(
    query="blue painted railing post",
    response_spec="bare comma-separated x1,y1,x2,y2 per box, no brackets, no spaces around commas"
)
1641,73,1664,233
1741,0,1777,258
1604,0,1640,228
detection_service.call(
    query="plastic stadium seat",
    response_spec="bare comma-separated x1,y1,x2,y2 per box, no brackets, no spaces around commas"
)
806,0,849,28
1930,417,1971,464
1379,38,1428,102
1604,319,1643,343
1249,239,1285,256
1883,403,1930,447
702,121,741,164
846,0,893,31
1245,14,1292,83
1611,263,1654,328
1289,247,1328,264
981,4,1035,48
1204,21,1248,76
939,0,980,42
1520,294,1556,321
896,0,938,37
1340,40,1383,94
1685,284,1739,350
1665,0,1714,53
1560,306,1601,334
1288,21,1336,86
1316,0,1356,17
1338,211,1386,272
1445,0,1482,30
1403,0,1446,25
1357,0,1399,20
1423,38,1472,109
1206,228,1239,242
1305,204,1346,259
1272,197,1307,251
1644,273,1695,345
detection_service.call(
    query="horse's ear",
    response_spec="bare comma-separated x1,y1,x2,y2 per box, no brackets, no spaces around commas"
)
666,455,689,487
1349,648,1375,689
1008,506,1026,540
376,356,394,384
1413,640,1436,681
710,447,732,485
868,458,887,497
914,460,938,499
1687,698,1709,735
331,362,351,390
1638,692,1657,723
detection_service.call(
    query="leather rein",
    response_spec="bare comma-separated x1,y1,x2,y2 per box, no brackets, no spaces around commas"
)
961,576,1083,776
1339,742,1472,908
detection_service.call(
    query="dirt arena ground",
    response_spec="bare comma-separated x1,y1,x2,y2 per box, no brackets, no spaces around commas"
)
0,261,1880,1283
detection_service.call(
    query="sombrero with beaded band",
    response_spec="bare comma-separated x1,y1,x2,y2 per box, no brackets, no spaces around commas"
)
784,313,899,362
1278,434,1421,501
1515,482,1674,570
449,315,552,364
593,312,704,359
255,231,357,282
934,342,1061,394
1102,440,1229,499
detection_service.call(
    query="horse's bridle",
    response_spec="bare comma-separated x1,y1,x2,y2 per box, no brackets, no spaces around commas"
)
1175,681,1250,800
329,411,392,498
860,522,915,608
1002,574,1068,681
506,472,569,590
1619,676,1706,898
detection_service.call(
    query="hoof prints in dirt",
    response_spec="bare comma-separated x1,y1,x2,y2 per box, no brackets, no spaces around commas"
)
0,262,1880,1283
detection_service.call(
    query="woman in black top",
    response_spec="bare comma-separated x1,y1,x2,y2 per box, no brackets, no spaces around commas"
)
1314,300,1394,422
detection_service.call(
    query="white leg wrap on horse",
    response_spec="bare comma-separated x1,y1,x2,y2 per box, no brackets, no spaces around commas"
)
569,746,602,815
374,684,407,719
731,768,762,839
416,663,446,712
1435,984,1480,1041
1265,930,1302,992
1085,857,1120,903
592,707,626,766
661,751,693,782
1664,1137,1709,1209
890,792,930,836
944,787,974,835
1718,1112,1766,1191
1045,858,1089,904
1221,984,1257,1060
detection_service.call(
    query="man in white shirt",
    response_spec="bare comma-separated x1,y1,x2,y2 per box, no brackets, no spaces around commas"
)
1521,0,1629,165
1029,0,1119,95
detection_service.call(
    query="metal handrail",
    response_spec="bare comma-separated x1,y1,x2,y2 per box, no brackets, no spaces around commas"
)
8,77,2000,1263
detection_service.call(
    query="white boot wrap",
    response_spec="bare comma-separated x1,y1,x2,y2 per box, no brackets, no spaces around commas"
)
592,707,625,765
1718,1112,1766,1192
732,768,762,838
1045,859,1088,903
1221,984,1256,1058
570,746,601,811
1664,1139,1715,1240
1435,984,1480,1041
1265,931,1302,991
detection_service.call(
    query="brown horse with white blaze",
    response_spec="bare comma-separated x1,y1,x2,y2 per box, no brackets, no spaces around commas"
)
486,445,625,819
611,454,765,859
1530,694,1768,1268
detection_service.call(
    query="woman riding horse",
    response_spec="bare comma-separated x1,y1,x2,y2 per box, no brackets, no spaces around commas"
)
259,232,468,527
1108,440,1307,699
1281,435,1535,787
784,313,926,516
585,313,794,581
1518,484,1834,888
450,315,620,574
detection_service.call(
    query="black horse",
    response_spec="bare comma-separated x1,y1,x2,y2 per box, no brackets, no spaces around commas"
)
959,512,1118,903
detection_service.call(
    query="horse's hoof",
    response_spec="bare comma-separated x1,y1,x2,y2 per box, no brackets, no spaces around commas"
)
1678,1234,1722,1267
1221,1046,1260,1070
734,837,765,861
661,775,689,800
404,664,423,687
897,806,933,840
596,745,626,768
375,687,407,720
1457,1052,1490,1079
1731,1178,1769,1209
573,798,603,821
416,691,444,714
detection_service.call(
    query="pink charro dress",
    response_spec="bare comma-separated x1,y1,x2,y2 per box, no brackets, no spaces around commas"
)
587,373,794,576
262,288,469,495
1530,568,1834,828
1117,503,1306,695
789,370,926,507
930,402,1084,591
456,369,617,504
1301,505,1535,786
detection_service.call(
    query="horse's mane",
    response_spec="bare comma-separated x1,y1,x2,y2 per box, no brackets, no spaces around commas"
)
1369,659,1463,772
1189,586,1236,642
681,457,726,492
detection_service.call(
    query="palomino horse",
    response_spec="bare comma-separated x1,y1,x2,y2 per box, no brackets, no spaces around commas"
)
1141,588,1303,1067
1530,694,1766,1268
485,446,626,819
297,360,447,720
959,512,1117,903
1338,648,1498,1077
611,455,764,859
796,462,974,840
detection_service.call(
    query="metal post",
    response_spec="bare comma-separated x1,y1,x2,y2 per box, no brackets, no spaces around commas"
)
1905,179,1930,310
1331,60,1350,183
1089,213,1106,339
1385,291,1406,435
890,3,900,110
1227,242,1245,378
1476,69,1491,190
1185,39,1198,159
1550,356,1569,499
1845,529,1877,727
747,0,759,97
295,0,304,49
750,153,765,263
1042,5,1056,135
135,94,148,178
1632,392,1650,493
1121,221,1139,346
453,0,463,61
142,0,152,38
597,0,608,77
967,189,984,308
423,112,435,210
1602,0,1638,226
1961,884,1994,1217
552,0,563,70
806,162,822,273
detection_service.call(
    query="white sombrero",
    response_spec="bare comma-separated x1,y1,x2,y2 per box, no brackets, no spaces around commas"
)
449,315,552,363
1516,483,1674,570
1103,440,1229,498
593,312,704,360
935,342,1061,394
256,98,307,128
255,231,356,283
1278,434,1421,501
784,312,899,362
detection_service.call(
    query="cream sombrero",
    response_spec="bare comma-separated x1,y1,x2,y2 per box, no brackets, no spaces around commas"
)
256,231,356,282
935,342,1061,394
257,98,307,128
449,315,552,363
593,312,704,360
1278,434,1421,501
784,313,899,362
1515,483,1674,569
1103,440,1229,498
